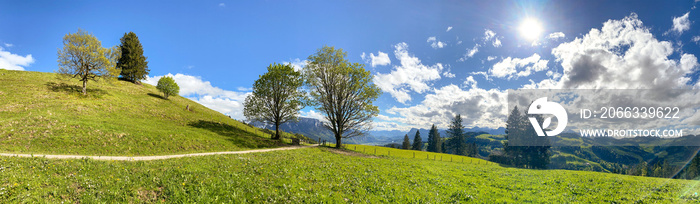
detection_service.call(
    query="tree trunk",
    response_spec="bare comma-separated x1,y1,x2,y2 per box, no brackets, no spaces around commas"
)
335,134,342,148
82,80,87,95
274,124,280,140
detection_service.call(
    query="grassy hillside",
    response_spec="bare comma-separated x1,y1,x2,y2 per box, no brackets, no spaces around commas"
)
0,69,294,155
345,144,494,164
2,147,699,203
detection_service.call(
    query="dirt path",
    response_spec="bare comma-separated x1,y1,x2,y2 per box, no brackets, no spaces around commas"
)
0,145,318,161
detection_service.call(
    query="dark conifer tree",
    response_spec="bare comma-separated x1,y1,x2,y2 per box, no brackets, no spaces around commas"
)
447,114,467,156
402,134,411,150
412,130,423,150
117,32,149,83
427,124,442,153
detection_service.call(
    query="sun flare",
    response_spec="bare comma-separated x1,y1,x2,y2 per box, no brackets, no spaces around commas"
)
519,18,543,41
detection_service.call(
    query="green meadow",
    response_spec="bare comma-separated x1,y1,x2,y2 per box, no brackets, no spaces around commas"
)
0,69,297,156
2,147,700,203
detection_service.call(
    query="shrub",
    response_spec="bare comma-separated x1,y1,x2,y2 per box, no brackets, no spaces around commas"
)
156,76,179,99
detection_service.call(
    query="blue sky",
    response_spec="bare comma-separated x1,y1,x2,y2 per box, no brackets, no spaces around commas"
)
2,0,700,131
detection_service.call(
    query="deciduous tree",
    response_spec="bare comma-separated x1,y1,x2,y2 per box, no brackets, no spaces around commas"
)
303,46,381,148
156,76,179,99
56,29,119,95
244,63,305,140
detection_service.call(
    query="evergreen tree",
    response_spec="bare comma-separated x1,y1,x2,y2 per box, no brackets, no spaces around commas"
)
447,114,467,156
412,130,423,150
523,107,551,169
116,32,149,83
427,124,441,153
503,105,551,169
504,106,525,167
402,134,411,150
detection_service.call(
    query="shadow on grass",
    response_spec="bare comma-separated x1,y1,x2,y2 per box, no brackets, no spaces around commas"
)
147,93,167,100
45,82,108,98
188,120,285,149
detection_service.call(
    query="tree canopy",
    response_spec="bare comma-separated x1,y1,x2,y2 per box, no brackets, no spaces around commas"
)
156,76,179,99
243,63,305,140
303,45,381,148
56,29,119,95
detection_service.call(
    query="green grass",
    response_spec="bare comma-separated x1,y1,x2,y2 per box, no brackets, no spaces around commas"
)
2,148,700,203
344,144,495,165
0,69,300,156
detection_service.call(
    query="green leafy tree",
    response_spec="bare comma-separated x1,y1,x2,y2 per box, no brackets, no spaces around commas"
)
427,124,442,153
117,32,149,83
402,134,411,150
156,76,179,99
56,29,119,95
244,63,305,140
412,130,423,150
303,46,381,148
447,114,467,156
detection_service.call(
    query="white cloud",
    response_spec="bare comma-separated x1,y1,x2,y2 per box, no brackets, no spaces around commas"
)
484,29,496,41
489,53,548,79
469,71,491,81
0,46,34,71
236,87,252,91
551,13,698,89
671,12,691,34
487,56,497,61
483,29,502,47
492,38,502,47
692,36,700,44
427,36,446,49
442,68,456,78
361,51,391,67
144,73,250,119
446,26,453,32
458,44,480,61
459,29,503,61
373,42,443,104
384,83,508,129
3,43,12,48
218,3,226,7
283,58,308,71
300,110,327,122
547,32,566,40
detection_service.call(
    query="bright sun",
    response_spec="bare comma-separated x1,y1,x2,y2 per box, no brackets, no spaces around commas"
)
519,18,543,41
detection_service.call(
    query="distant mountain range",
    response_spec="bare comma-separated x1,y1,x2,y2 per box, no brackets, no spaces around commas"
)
251,117,506,145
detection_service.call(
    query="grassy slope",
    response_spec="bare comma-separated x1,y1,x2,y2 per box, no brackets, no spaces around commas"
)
0,69,293,155
2,147,700,203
